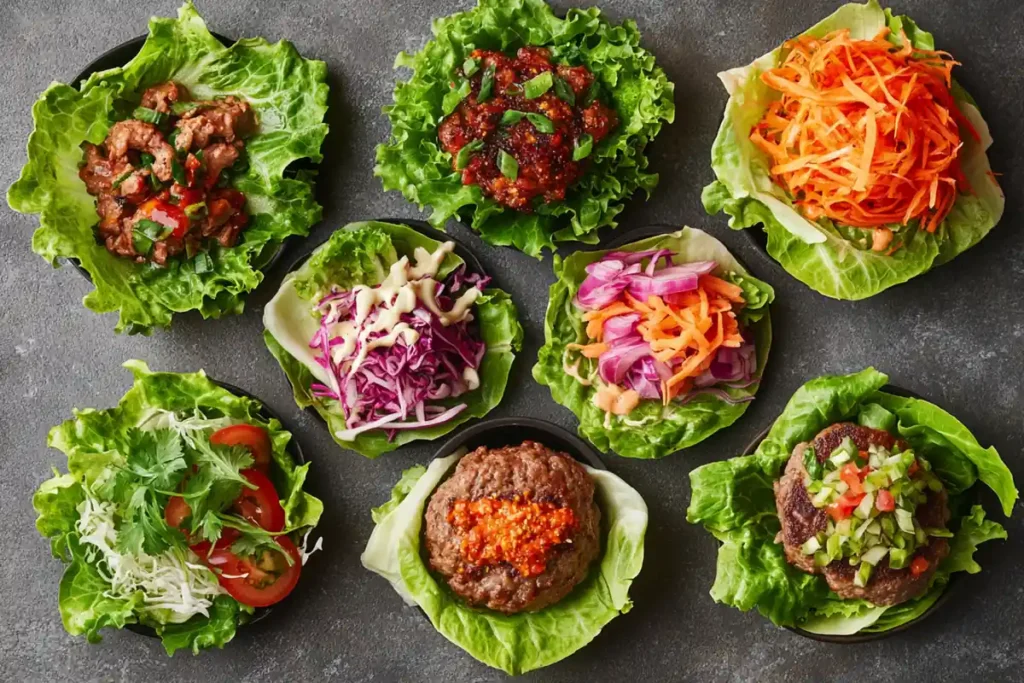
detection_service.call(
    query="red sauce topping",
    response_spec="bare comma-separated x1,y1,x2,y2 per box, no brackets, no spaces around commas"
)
448,492,579,577
437,47,618,212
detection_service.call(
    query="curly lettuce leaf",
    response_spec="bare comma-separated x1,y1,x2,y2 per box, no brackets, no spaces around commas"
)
7,1,328,333
374,0,675,257
361,455,647,674
264,221,523,458
534,227,773,459
34,360,322,652
702,0,1003,300
687,369,1013,631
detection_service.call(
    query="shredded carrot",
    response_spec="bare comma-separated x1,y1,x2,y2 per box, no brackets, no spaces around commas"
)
751,28,975,235
578,274,746,403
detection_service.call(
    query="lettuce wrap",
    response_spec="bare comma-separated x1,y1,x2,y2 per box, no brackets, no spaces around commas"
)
361,451,647,674
8,2,329,333
534,227,774,459
687,368,1015,634
374,0,675,257
263,221,523,458
702,1,1003,300
33,360,324,655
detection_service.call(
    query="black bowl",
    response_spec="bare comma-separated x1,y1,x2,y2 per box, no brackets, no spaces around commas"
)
430,417,606,471
64,32,293,283
124,377,305,638
279,217,489,430
740,383,958,643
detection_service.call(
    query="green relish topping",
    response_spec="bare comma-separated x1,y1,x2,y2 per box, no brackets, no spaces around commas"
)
800,437,949,587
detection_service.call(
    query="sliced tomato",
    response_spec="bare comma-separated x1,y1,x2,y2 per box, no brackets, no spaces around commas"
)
875,489,896,512
910,555,930,577
233,468,285,532
826,492,865,521
165,495,192,530
210,424,272,471
908,459,921,477
206,536,302,608
839,463,864,495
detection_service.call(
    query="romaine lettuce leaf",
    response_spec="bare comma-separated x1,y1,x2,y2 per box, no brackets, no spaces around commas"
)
7,1,328,333
263,221,523,458
157,595,241,656
533,227,773,459
687,369,1014,632
362,455,647,674
702,0,1003,300
374,0,675,257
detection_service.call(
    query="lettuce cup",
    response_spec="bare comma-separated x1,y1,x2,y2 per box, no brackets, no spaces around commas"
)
702,1,1003,300
687,368,1015,638
534,227,774,459
263,220,523,458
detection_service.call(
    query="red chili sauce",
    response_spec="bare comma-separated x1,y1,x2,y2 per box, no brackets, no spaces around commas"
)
448,492,579,577
437,47,618,212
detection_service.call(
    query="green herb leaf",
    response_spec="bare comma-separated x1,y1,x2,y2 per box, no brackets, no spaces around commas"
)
136,218,172,242
193,252,213,274
147,172,162,192
442,79,472,116
572,133,593,161
803,445,823,480
498,149,518,180
553,76,576,106
477,63,496,103
462,57,479,77
140,153,156,167
171,158,186,186
499,110,526,126
525,113,554,133
523,71,553,99
171,102,201,115
132,106,167,125
583,80,601,107
454,139,484,171
132,231,154,256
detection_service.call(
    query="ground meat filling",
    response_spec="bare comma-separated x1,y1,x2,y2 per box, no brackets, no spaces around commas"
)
78,81,256,265
437,46,618,212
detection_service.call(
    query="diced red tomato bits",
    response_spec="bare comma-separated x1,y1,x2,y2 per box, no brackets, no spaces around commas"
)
910,555,930,577
875,489,896,512
839,463,864,495
827,492,865,521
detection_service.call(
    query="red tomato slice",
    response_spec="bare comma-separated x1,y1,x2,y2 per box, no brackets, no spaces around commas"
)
165,495,192,530
233,468,286,532
210,424,272,471
875,489,896,512
189,529,242,559
206,536,302,608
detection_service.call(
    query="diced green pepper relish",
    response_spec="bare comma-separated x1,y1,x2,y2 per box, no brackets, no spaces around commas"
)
800,437,949,587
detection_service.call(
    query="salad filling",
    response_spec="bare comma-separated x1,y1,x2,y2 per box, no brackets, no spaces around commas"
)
80,81,255,265
568,249,759,422
438,47,618,211
306,241,488,440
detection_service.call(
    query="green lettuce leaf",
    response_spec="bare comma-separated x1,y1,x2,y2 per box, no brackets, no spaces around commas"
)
534,227,773,459
34,360,323,653
361,455,648,674
374,0,675,257
687,369,1013,631
7,1,328,333
702,0,1003,299
263,221,523,458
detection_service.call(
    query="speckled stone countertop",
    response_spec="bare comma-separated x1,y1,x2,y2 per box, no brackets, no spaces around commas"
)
1,1,1022,681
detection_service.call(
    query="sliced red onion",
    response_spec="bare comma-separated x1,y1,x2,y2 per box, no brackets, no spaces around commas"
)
625,262,717,300
603,313,641,342
597,337,651,386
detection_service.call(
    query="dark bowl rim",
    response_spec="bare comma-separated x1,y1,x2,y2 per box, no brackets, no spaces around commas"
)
124,376,304,638
277,217,489,430
739,382,958,643
429,416,608,471
63,31,294,283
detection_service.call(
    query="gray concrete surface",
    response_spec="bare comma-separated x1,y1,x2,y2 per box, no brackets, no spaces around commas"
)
1,1,1022,681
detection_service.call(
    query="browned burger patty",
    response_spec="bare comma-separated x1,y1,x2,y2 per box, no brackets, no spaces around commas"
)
774,422,950,606
424,441,601,614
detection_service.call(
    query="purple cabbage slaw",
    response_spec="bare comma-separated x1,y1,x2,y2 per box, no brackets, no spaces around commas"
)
574,249,757,406
310,263,491,440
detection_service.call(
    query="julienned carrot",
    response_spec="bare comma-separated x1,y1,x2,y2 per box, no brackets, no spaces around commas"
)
582,274,746,403
751,27,974,244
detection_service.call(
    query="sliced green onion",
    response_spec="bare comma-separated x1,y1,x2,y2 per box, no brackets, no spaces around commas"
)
925,527,954,538
888,546,910,569
195,149,205,163
572,133,593,161
171,158,187,186
826,532,842,561
834,480,849,495
111,170,133,190
830,451,851,466
894,508,915,534
477,63,496,103
132,106,166,125
553,76,575,106
854,561,873,588
525,113,554,133
835,519,852,537
454,139,484,171
140,153,156,166
811,486,833,508
800,536,820,555
523,71,553,99
171,101,201,115
184,202,207,218
193,251,213,274
497,149,518,180
583,80,600,106
854,491,875,519
136,218,172,241
462,57,479,77
147,172,162,192
500,110,526,126
814,551,830,567
442,79,472,115
132,230,153,256
861,545,888,566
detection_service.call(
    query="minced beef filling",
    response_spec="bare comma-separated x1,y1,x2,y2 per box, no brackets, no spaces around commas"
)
79,81,256,265
437,46,618,211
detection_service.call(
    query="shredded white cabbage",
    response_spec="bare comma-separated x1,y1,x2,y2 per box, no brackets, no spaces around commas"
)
75,494,226,624
298,527,323,565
